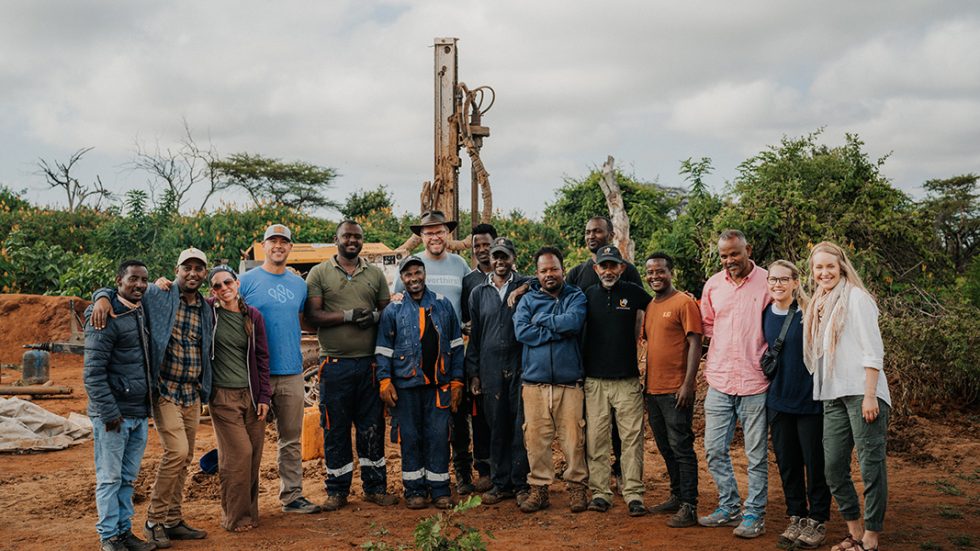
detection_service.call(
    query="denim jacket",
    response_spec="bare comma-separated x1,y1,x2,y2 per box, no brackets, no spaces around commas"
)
375,287,464,390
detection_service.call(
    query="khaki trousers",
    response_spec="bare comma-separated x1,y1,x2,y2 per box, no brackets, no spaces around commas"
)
269,373,306,504
211,387,264,531
147,397,200,525
585,377,645,502
522,384,588,488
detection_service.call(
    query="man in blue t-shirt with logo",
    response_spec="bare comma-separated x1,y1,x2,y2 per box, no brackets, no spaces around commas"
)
238,224,321,514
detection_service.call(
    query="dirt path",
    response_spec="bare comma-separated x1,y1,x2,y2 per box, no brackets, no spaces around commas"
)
1,294,978,550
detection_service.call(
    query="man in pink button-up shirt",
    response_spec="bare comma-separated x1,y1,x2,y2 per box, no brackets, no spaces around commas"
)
697,230,771,539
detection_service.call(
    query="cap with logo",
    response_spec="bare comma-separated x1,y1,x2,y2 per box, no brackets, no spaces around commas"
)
263,224,292,242
489,237,516,258
595,245,625,265
398,255,426,274
176,247,208,267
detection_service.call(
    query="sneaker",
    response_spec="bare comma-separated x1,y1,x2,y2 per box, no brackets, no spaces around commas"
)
667,502,698,528
433,495,455,509
406,496,429,510
628,500,647,517
163,521,207,540
568,484,588,513
322,494,348,512
733,513,766,539
143,522,171,549
364,493,400,507
118,530,156,551
481,487,515,505
778,516,803,544
795,518,827,549
648,494,681,514
99,537,127,551
282,496,322,514
473,476,494,493
698,507,742,527
587,497,611,512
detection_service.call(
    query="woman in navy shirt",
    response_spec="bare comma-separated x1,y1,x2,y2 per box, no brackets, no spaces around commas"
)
764,260,830,548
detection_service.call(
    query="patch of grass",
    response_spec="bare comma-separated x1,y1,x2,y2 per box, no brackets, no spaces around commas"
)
949,534,973,548
934,479,965,496
920,542,942,551
939,505,964,519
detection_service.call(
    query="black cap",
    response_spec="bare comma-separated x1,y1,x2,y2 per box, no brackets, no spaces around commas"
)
489,237,516,258
595,245,625,265
398,255,425,274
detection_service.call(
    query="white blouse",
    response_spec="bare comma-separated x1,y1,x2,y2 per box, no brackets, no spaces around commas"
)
809,287,891,406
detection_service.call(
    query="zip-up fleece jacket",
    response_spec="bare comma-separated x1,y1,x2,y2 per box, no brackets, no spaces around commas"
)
83,296,152,419
94,285,213,404
205,298,272,409
464,272,530,394
375,287,464,389
513,281,587,385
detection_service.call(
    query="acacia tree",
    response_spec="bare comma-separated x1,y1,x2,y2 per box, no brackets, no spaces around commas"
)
922,173,979,274
130,120,226,213
212,152,339,212
36,147,112,212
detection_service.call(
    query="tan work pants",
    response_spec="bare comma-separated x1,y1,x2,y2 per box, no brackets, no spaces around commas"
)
522,383,588,488
269,373,306,505
585,377,645,503
211,387,264,531
147,397,200,525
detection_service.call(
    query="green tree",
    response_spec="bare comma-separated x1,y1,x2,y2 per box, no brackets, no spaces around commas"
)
213,152,340,212
922,173,979,274
341,185,394,220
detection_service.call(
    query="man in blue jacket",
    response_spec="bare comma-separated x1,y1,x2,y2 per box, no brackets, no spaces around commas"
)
513,246,588,514
85,260,155,551
375,256,464,510
92,247,214,547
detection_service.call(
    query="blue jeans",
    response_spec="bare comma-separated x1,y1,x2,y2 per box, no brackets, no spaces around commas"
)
93,416,149,540
704,387,768,517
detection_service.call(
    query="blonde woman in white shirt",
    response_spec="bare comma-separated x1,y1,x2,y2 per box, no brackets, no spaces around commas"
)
803,241,889,551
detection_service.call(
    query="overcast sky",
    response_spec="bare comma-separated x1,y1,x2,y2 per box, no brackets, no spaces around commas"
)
2,1,978,218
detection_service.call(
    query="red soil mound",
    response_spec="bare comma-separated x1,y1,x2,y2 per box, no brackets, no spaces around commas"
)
0,293,89,364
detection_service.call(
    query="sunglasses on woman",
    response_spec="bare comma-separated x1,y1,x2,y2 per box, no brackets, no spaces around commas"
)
212,278,236,290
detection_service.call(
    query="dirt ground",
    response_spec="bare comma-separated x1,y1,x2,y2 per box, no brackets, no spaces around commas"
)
1,294,978,550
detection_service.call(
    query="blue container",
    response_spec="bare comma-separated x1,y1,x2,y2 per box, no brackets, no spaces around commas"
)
199,448,219,474
21,349,50,385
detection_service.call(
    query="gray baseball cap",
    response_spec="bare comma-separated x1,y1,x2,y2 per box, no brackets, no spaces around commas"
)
263,224,292,242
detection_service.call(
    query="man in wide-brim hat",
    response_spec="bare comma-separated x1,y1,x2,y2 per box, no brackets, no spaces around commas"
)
410,210,459,236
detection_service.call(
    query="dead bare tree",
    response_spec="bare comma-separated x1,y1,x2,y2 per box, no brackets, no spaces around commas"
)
131,119,225,213
598,155,635,262
36,147,112,212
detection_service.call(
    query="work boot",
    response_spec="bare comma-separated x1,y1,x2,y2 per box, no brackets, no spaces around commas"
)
456,478,475,496
118,530,156,551
667,503,698,528
519,485,550,513
648,494,681,514
481,487,515,505
406,496,429,510
628,500,647,517
164,521,207,540
433,495,455,509
587,497,611,512
322,494,348,512
515,488,531,508
364,493,400,507
473,476,493,493
143,522,171,549
568,484,588,513
99,537,126,551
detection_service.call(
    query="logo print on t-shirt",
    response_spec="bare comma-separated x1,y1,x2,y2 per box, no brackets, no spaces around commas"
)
268,284,296,304
662,310,673,318
619,298,629,308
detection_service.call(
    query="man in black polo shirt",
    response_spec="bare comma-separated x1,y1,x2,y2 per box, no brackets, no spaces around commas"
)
583,245,651,517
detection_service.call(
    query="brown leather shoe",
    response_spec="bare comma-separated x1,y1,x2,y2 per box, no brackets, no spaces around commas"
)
473,476,493,493
433,495,455,509
406,496,429,510
519,485,550,513
322,494,348,512
364,493,400,506
568,484,588,513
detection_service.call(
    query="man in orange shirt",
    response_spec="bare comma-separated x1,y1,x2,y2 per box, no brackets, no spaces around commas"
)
642,252,703,528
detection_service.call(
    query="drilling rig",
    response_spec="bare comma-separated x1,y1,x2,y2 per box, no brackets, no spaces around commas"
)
397,37,494,255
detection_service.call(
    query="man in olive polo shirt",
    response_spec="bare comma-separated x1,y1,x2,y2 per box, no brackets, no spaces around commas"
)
305,220,399,510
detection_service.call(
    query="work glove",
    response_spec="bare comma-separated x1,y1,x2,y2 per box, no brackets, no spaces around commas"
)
343,308,367,323
450,381,463,413
355,309,380,329
379,379,398,408
104,416,123,432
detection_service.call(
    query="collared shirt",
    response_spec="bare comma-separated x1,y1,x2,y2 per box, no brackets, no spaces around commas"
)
487,271,515,302
700,262,771,396
306,255,390,358
159,293,204,406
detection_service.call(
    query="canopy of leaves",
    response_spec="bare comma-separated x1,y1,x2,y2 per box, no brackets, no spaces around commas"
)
213,152,339,212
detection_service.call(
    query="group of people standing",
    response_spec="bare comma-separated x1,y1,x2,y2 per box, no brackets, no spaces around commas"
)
83,211,889,551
